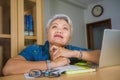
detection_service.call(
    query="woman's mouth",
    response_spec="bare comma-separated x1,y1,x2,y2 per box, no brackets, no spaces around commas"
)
54,34,63,38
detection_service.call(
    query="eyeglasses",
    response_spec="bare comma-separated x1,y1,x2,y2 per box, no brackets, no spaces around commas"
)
29,69,60,78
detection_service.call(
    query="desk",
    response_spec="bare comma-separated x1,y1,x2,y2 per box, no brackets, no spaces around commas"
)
0,65,120,80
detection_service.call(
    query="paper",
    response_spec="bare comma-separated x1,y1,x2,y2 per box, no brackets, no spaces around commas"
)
54,64,96,74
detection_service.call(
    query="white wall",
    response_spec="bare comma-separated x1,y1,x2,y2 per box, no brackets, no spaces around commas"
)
44,0,120,48
84,0,120,30
44,0,87,48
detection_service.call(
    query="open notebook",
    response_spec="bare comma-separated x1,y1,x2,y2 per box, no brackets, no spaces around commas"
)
53,62,96,74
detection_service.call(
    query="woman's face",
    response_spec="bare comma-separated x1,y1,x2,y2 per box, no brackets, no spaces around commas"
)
47,19,71,47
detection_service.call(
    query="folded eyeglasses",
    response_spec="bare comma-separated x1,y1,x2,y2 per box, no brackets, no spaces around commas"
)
29,69,60,78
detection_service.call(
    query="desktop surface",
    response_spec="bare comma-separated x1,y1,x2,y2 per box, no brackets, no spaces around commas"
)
0,65,120,80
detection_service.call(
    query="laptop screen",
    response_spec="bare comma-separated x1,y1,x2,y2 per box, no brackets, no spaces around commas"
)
99,29,120,68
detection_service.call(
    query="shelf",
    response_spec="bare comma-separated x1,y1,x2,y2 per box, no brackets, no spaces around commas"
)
27,0,35,2
24,0,36,11
0,0,44,76
0,34,11,38
25,36,37,39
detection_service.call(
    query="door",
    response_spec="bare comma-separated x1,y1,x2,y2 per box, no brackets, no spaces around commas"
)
86,19,112,50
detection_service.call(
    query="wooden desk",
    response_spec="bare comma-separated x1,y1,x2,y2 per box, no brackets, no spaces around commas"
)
0,65,120,80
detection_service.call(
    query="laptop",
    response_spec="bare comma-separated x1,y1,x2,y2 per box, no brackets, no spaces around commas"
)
99,29,120,68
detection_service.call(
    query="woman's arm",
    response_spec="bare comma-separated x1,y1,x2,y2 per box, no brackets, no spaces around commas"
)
50,45,101,64
2,55,70,76
2,55,47,76
74,50,101,64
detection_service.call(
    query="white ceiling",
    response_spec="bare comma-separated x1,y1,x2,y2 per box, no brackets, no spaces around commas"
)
59,0,104,9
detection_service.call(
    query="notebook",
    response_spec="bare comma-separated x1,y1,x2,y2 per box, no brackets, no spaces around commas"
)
54,62,96,74
99,29,120,68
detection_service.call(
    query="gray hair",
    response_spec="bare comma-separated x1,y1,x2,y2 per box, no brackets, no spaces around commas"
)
46,14,73,34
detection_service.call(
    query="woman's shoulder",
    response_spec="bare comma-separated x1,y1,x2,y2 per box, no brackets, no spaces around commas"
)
25,44,42,49
22,41,49,51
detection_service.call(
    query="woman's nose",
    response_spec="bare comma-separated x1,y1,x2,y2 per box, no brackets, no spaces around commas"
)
56,28,62,33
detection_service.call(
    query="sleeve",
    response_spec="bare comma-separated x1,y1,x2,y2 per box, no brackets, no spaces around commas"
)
65,45,89,51
19,45,37,61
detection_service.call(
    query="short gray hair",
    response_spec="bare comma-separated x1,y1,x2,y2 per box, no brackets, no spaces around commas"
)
46,14,73,34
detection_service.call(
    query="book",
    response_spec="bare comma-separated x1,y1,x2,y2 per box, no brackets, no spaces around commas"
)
24,15,34,36
53,62,96,74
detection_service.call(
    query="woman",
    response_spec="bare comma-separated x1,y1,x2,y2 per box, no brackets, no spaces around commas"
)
3,14,100,76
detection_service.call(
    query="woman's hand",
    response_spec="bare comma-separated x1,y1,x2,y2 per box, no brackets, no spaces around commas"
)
50,45,77,60
51,57,70,68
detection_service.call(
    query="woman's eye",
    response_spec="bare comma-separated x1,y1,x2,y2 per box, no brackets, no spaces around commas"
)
52,26,57,28
63,27,68,30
